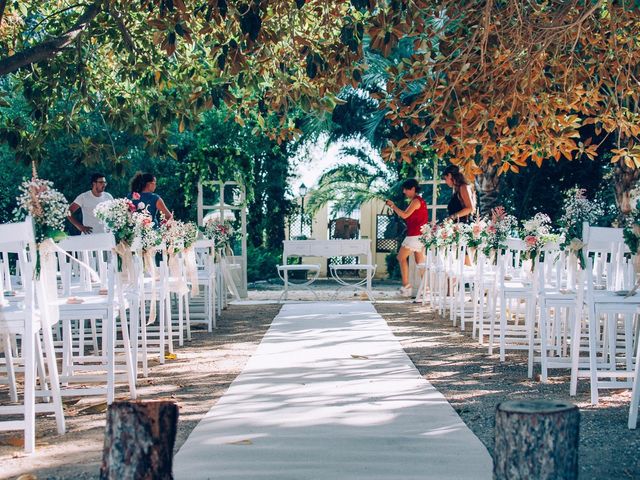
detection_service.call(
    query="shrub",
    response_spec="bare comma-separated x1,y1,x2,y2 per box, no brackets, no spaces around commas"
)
247,245,282,282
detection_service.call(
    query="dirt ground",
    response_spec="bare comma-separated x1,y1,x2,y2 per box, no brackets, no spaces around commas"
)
377,302,640,480
1,304,280,480
1,297,639,479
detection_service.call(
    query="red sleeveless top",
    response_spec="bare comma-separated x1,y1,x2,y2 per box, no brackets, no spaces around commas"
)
405,196,429,236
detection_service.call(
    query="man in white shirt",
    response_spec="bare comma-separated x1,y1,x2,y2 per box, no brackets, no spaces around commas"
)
67,173,114,234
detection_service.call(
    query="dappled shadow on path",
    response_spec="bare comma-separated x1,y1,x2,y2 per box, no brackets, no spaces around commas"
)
174,303,491,480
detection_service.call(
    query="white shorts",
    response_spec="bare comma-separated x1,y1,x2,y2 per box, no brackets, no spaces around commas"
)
401,235,424,253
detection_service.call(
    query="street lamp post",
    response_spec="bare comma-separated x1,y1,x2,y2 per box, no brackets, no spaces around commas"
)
299,183,308,237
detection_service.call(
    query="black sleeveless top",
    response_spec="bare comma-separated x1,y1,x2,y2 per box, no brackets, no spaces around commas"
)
447,190,470,224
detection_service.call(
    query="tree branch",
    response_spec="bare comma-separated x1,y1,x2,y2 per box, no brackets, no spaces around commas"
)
0,0,103,76
108,3,136,53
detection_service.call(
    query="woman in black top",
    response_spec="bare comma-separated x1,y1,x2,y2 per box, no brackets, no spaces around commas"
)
442,165,476,223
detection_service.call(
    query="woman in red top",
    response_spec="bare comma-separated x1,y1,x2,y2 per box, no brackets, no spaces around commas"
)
386,179,429,297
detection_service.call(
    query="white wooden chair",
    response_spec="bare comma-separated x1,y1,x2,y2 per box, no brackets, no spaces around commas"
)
0,218,65,453
471,248,499,346
56,233,137,403
492,238,537,361
530,245,581,381
166,249,192,346
190,239,217,330
415,246,440,306
629,332,640,428
574,255,639,405
139,247,172,372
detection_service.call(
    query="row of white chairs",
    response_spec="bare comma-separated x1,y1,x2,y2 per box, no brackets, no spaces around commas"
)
417,223,640,430
0,218,232,453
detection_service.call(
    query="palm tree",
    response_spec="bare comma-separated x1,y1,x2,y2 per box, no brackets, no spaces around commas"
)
305,138,403,217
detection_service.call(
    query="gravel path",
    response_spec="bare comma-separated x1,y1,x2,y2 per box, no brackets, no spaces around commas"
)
376,301,640,480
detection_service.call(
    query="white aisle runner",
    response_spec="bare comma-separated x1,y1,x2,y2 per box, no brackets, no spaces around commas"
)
174,302,492,479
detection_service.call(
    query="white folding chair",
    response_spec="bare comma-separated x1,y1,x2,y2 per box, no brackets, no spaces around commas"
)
0,218,65,453
192,239,217,330
573,256,639,405
492,239,537,361
56,233,137,403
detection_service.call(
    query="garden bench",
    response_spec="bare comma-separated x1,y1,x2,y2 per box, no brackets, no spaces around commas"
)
277,239,376,301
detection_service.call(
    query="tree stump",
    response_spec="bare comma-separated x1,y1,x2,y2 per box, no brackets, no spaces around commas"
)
100,400,179,480
494,400,579,480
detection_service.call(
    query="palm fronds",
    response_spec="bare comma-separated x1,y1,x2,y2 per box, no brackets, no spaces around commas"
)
306,139,399,217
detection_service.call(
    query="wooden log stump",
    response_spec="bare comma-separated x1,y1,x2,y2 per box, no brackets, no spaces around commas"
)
100,400,179,480
494,400,579,480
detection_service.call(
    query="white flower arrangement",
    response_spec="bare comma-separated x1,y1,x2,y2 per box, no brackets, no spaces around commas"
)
94,198,137,244
435,219,455,248
202,213,235,248
160,216,189,254
483,206,517,256
183,222,199,250
558,188,604,242
14,177,70,243
558,188,604,266
462,216,488,249
520,212,563,263
419,223,439,249
132,211,161,252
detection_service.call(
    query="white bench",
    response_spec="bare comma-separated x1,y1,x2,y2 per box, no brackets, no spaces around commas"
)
277,239,376,301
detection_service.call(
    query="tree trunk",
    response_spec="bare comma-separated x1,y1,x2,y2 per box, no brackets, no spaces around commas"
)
494,400,579,480
475,163,501,216
613,160,640,221
100,400,179,480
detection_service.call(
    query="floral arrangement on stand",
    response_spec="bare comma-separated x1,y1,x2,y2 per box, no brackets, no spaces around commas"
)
183,221,199,250
482,206,517,257
202,214,235,250
159,216,200,296
558,187,604,267
14,176,69,243
461,216,487,262
520,213,563,267
435,220,454,248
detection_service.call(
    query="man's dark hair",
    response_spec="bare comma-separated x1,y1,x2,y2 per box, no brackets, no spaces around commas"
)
90,173,106,184
401,178,421,193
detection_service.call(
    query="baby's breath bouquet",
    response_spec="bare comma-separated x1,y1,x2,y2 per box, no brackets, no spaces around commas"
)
183,222,199,250
14,177,69,243
132,211,161,252
95,198,138,244
202,214,235,249
520,213,563,265
558,188,604,266
160,216,189,254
